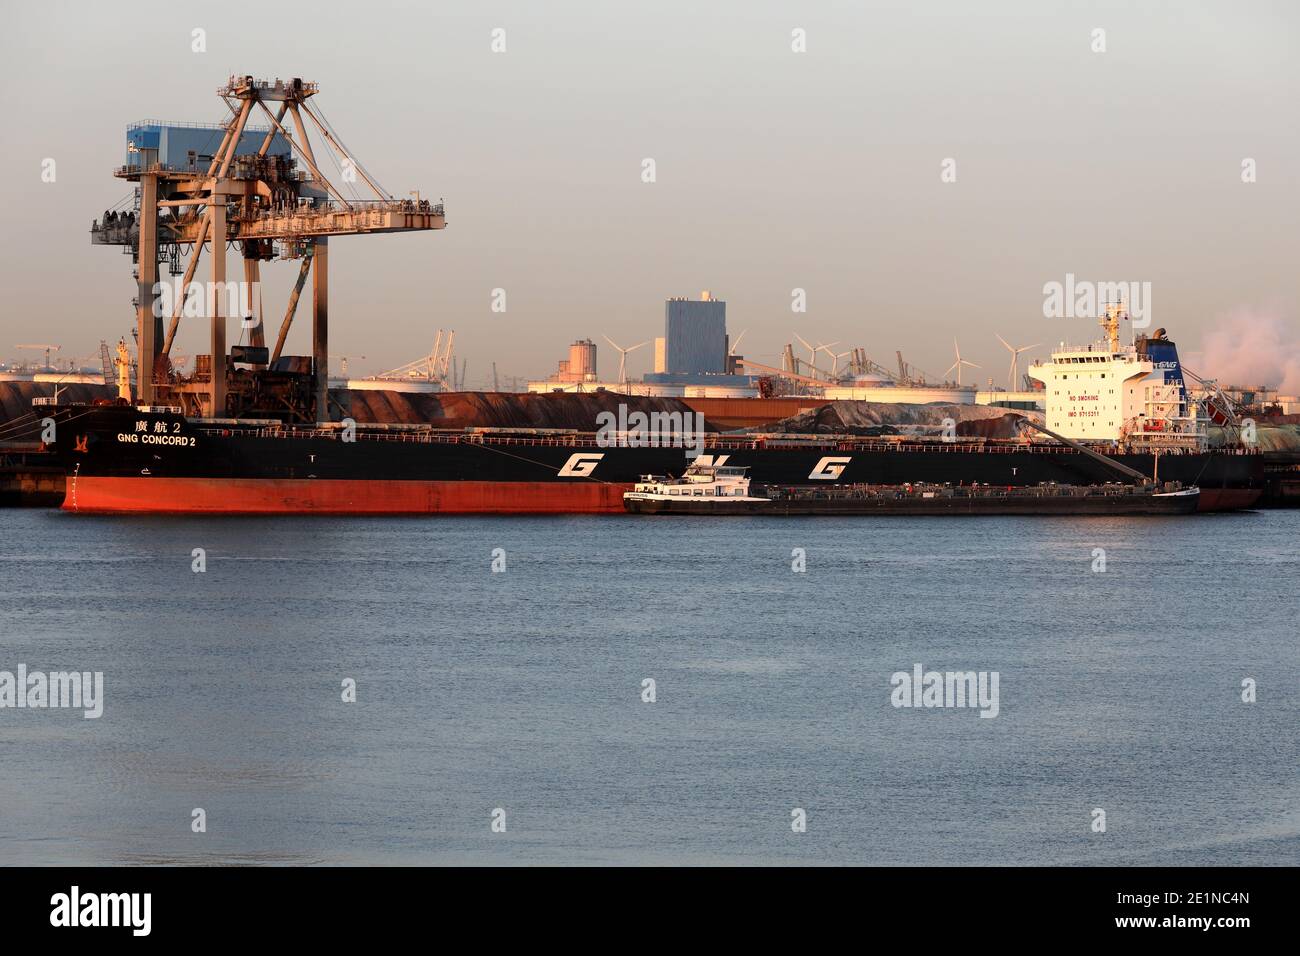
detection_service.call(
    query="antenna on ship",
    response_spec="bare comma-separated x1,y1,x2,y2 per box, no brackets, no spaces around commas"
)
1100,301,1127,353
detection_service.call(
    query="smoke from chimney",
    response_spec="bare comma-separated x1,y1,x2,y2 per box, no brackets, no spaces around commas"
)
1185,308,1300,395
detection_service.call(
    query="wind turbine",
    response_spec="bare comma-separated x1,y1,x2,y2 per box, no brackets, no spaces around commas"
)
995,335,1040,390
945,339,980,386
795,333,839,378
829,348,854,378
603,335,649,385
814,341,843,372
793,332,819,373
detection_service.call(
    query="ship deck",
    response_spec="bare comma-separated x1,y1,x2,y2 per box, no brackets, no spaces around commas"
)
194,423,1257,458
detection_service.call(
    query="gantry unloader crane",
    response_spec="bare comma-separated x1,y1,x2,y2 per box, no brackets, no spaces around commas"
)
91,75,445,422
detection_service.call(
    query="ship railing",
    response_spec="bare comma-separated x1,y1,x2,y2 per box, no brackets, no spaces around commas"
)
768,481,1153,500
191,425,1111,456
128,119,277,132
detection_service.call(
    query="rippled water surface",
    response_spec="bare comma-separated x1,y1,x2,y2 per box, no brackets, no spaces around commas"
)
1,508,1296,865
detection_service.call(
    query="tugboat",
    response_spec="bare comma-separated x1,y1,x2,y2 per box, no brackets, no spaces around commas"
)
622,462,1201,516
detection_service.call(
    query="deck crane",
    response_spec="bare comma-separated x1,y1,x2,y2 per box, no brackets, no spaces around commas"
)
90,75,445,421
1180,364,1243,428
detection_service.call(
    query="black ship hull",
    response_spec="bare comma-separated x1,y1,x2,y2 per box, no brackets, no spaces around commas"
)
47,405,1264,514
624,486,1202,516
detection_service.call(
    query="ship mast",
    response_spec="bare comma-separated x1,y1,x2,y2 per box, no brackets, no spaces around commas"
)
1100,301,1126,353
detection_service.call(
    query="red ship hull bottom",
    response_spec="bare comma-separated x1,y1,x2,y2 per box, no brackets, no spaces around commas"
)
1195,487,1262,512
65,477,631,515
61,477,1261,515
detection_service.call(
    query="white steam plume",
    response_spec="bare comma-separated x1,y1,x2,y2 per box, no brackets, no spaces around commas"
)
1184,308,1300,396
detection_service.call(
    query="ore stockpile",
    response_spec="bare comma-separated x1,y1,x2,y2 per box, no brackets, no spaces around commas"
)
0,384,717,436
754,401,1040,440
335,389,721,432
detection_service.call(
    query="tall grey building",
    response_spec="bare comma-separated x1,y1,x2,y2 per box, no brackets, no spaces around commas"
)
664,292,726,374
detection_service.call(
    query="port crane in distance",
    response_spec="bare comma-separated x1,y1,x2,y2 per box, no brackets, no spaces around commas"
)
91,75,445,423
15,344,61,371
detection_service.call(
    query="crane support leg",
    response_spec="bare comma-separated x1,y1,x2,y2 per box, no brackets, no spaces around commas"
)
244,256,265,351
161,213,208,356
312,237,329,422
136,173,160,403
272,253,312,364
210,200,227,417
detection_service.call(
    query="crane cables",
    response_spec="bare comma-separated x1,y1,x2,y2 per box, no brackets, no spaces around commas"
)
308,99,392,200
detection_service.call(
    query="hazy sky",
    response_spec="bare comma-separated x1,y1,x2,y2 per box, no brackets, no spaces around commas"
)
1,0,1296,388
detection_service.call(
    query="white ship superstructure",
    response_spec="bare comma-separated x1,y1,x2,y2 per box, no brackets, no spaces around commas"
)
1028,304,1205,450
626,463,767,502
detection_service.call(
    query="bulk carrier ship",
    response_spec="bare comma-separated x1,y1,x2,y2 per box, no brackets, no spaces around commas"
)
35,76,1262,515
40,311,1263,515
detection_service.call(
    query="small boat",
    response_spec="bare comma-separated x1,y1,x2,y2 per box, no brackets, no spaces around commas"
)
622,463,1200,516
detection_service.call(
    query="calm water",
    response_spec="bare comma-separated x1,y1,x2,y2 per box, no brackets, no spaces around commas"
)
1,507,1297,866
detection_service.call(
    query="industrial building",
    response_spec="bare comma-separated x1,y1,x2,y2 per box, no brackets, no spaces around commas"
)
528,292,758,395
544,339,599,384
663,292,727,374
644,291,757,391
